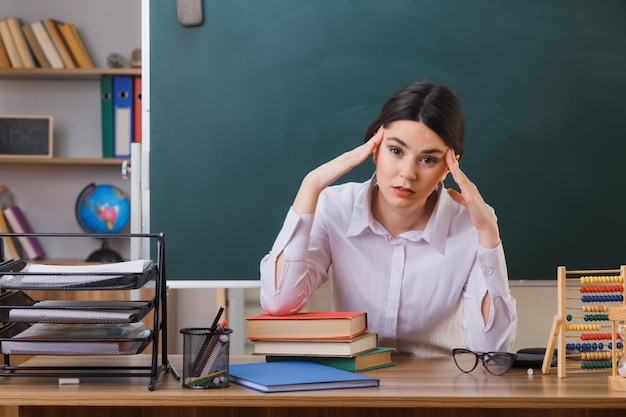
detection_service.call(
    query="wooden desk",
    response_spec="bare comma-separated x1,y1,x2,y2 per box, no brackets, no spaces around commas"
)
2,354,625,417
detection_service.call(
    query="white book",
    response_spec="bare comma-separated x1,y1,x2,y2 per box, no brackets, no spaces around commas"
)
30,21,64,69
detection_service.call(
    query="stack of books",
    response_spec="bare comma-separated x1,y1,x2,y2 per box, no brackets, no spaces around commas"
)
0,184,45,261
0,16,94,69
246,311,395,372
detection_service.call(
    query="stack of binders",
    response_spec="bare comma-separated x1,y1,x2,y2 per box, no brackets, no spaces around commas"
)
100,75,142,158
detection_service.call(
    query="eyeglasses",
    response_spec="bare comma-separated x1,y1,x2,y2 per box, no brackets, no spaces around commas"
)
452,348,517,376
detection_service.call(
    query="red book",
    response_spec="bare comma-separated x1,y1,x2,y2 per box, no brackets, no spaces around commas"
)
2,205,45,260
246,311,367,341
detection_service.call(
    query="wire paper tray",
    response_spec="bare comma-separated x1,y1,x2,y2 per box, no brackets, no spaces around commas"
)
0,260,156,290
0,291,154,324
0,233,174,390
0,322,153,356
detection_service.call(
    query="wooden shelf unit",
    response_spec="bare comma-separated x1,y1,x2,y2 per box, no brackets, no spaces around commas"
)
0,68,141,80
0,157,128,166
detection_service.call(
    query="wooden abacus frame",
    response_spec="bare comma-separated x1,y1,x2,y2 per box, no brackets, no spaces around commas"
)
607,306,626,390
542,265,626,379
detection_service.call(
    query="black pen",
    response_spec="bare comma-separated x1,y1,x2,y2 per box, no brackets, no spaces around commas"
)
210,307,224,331
191,306,225,376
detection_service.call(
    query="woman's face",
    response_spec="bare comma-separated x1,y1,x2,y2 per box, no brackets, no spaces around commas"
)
373,120,452,211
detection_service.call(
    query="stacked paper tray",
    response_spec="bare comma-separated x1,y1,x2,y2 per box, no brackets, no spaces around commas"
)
0,322,153,356
0,260,156,290
0,291,154,324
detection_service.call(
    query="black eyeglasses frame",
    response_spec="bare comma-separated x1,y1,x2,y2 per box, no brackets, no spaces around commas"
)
452,348,517,376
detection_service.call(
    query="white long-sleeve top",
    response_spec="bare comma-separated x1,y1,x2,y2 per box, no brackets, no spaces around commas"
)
260,176,517,356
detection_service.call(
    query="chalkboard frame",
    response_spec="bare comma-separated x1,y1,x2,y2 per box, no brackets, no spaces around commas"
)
150,0,626,281
0,115,53,158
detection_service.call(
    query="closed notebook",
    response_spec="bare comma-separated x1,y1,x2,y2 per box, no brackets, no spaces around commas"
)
246,311,367,340
228,361,380,393
252,331,379,357
266,346,396,372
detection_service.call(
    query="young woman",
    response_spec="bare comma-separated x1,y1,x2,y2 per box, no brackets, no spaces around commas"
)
259,81,517,356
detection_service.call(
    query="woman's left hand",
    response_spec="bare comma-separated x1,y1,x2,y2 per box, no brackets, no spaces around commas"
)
445,149,500,249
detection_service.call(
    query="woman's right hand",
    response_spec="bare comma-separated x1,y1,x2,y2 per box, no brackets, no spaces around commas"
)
292,127,384,214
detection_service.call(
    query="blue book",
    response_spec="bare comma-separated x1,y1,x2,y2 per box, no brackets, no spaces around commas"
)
228,361,380,393
112,76,133,158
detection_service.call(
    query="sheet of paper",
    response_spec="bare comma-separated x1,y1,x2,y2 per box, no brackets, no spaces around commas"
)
0,259,153,287
9,309,133,323
26,259,151,274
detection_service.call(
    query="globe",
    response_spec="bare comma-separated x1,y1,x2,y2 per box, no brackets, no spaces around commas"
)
75,183,130,234
75,183,130,262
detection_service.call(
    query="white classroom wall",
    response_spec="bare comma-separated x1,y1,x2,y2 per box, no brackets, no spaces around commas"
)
166,283,558,355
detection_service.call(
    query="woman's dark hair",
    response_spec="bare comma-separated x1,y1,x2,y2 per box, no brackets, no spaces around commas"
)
364,81,465,156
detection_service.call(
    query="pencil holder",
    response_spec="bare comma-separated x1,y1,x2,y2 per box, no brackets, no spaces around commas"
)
180,327,232,389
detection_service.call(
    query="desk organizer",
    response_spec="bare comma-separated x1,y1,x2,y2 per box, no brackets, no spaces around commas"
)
0,232,178,390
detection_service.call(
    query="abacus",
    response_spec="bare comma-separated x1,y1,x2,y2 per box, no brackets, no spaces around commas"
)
542,266,626,379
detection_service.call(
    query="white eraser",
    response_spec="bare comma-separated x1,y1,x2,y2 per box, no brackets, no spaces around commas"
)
59,378,80,385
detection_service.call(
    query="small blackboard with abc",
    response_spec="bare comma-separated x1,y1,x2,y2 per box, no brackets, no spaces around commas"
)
0,115,53,157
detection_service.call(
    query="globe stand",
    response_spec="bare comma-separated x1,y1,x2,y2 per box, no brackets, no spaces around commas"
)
86,239,123,263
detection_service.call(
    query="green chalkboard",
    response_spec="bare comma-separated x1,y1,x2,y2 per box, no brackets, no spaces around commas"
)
150,0,626,281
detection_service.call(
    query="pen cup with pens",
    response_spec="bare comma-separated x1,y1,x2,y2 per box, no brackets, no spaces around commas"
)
180,308,232,389
180,326,232,388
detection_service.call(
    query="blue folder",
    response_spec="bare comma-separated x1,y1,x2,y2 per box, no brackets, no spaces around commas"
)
228,361,380,393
